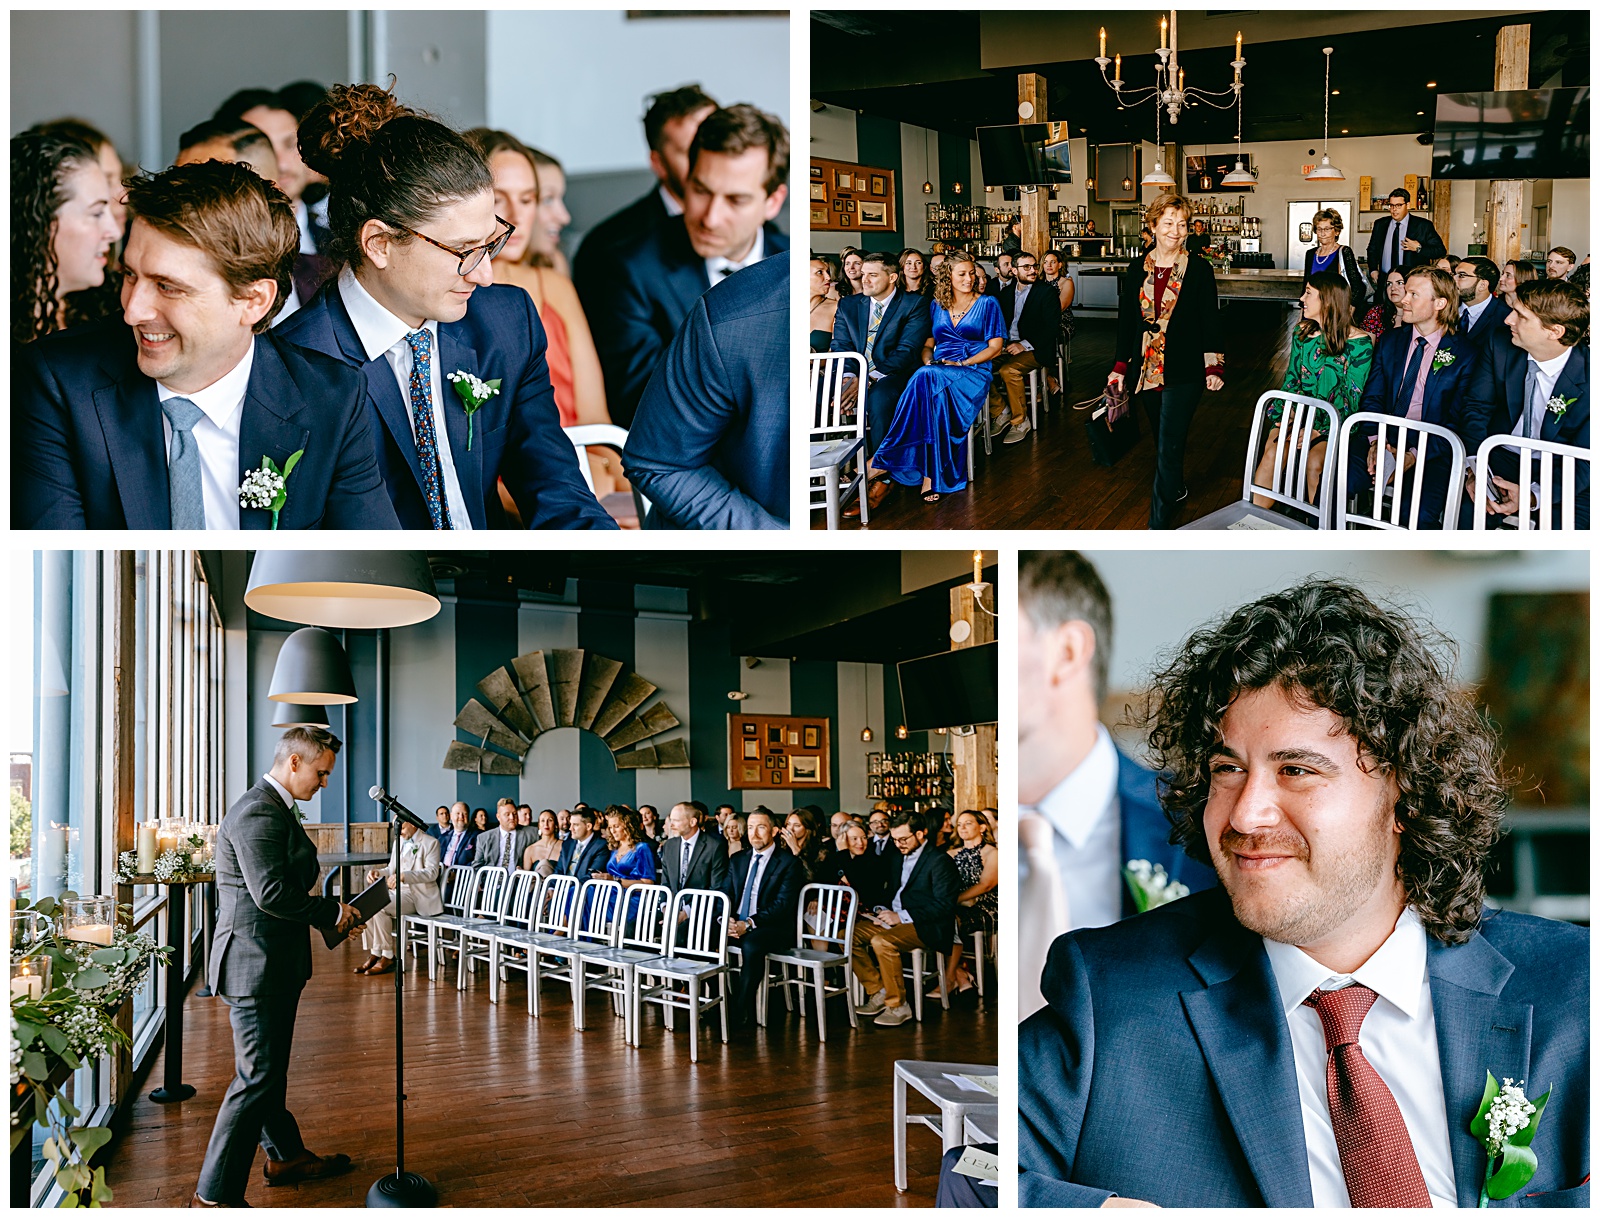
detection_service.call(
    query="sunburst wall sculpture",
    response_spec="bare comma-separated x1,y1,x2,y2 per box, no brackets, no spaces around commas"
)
444,648,688,777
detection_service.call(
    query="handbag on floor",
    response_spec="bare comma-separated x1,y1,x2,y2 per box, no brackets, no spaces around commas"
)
1075,382,1142,468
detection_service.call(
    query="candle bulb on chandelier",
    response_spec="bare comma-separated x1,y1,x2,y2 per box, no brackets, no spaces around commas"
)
1159,16,1167,49
1179,67,1185,93
1236,31,1242,58
972,550,983,588
1113,53,1121,84
1099,26,1106,58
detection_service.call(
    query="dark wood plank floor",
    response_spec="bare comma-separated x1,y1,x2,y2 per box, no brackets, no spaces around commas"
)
102,937,995,1208
818,300,1299,531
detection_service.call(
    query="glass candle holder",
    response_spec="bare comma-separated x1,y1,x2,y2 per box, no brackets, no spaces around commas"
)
10,910,46,953
58,896,116,945
156,818,186,858
10,955,51,1001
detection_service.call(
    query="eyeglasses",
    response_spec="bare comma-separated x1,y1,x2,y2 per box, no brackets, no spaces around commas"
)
388,216,515,275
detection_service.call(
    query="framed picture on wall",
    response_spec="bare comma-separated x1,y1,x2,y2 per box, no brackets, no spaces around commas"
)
770,772,783,785
787,729,800,744
768,726,783,745
836,170,853,189
859,201,887,226
803,725,821,749
809,182,826,202
791,756,820,783
870,174,886,196
855,175,868,191
832,199,844,213
811,164,824,180
744,723,757,736
742,739,759,760
742,766,759,782
811,206,829,226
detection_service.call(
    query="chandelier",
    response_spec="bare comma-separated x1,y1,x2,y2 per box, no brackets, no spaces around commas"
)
1096,12,1245,123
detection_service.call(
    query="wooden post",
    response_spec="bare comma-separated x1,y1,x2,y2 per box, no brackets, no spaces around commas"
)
1431,179,1451,251
1018,73,1052,258
949,576,997,813
1488,23,1530,264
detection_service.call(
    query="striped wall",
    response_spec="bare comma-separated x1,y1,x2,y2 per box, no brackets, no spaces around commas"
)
248,586,904,825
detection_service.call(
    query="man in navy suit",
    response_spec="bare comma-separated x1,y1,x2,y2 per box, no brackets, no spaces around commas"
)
726,808,802,1026
829,251,932,462
1459,279,1589,528
1453,257,1512,351
623,250,787,529
1017,551,1215,1018
555,807,609,880
437,802,478,869
14,162,398,531
1348,265,1478,527
581,104,789,426
989,250,1060,443
1021,579,1589,1208
1365,187,1445,287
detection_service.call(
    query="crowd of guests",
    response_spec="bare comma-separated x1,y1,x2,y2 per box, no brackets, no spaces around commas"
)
394,795,997,1028
13,77,789,531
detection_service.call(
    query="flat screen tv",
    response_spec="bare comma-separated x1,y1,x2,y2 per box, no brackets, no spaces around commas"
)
1431,87,1589,180
977,122,1071,186
896,642,998,733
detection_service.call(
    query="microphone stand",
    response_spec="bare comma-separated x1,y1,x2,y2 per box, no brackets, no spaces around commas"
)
366,808,438,1208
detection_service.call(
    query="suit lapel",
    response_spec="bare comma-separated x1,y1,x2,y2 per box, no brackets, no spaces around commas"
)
326,289,428,497
1504,346,1531,434
1180,925,1315,1206
1426,931,1530,1207
1541,346,1587,441
238,338,313,530
436,321,487,528
95,358,171,529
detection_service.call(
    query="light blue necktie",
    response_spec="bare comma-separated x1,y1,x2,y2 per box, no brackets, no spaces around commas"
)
160,396,207,529
1521,359,1542,439
738,851,765,918
403,328,452,530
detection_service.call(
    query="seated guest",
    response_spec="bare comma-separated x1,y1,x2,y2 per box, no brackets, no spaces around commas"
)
830,250,932,475
438,802,477,868
12,129,122,343
355,815,441,975
1546,246,1577,281
850,810,962,1027
14,161,400,530
866,251,1004,506
555,807,570,840
582,104,788,425
840,247,863,296
1348,265,1477,528
832,820,892,910
1365,187,1445,287
638,804,662,844
471,807,492,833
829,810,852,852
623,250,788,528
1360,268,1406,338
727,808,802,1025
724,812,747,857
1251,272,1373,510
781,808,831,883
1459,278,1589,528
556,806,609,879
427,805,450,841
514,802,533,827
868,808,893,855
899,248,932,299
28,117,128,235
938,808,997,1000
1040,250,1077,393
521,809,563,876
983,251,1014,297
661,802,730,894
988,250,1060,445
602,806,658,887
1454,256,1510,350
1500,259,1537,304
212,88,323,257
474,800,535,871
278,83,617,531
1301,208,1366,313
809,256,838,353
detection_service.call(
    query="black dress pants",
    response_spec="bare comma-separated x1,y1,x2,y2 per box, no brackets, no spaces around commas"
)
1141,381,1204,528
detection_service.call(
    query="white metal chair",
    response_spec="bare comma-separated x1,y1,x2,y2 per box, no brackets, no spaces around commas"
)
434,866,508,981
759,883,859,1041
1182,391,1339,530
1025,365,1048,431
905,946,950,1023
572,883,672,1037
809,352,870,528
457,869,535,995
631,888,732,1062
1335,412,1466,530
479,870,540,1003
968,928,989,999
415,866,501,981
564,422,651,525
1471,435,1590,530
491,873,577,1013
528,878,622,1019
403,864,471,972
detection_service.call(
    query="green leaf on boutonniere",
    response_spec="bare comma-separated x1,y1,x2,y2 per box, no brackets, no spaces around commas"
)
447,371,502,450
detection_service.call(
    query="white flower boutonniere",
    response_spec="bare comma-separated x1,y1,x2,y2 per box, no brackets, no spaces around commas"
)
1548,394,1575,417
1469,1073,1551,1206
237,449,304,531
1122,858,1189,913
1432,349,1457,372
446,370,501,450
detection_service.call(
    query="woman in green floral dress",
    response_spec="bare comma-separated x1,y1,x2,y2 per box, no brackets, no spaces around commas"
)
1252,271,1374,509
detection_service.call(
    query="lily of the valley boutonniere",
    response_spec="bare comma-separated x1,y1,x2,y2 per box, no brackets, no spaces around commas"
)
237,449,304,530
1548,394,1575,417
1122,858,1189,913
446,370,501,450
1432,349,1457,372
1469,1072,1551,1206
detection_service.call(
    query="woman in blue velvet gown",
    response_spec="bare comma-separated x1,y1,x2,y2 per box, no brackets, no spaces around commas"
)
867,251,1005,503
602,806,657,887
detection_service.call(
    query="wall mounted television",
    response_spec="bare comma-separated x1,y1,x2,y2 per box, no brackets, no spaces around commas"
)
896,642,998,733
977,122,1072,186
1431,87,1589,180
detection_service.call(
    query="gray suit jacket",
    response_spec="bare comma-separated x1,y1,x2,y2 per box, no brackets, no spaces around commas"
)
473,825,538,871
208,778,341,997
662,831,729,895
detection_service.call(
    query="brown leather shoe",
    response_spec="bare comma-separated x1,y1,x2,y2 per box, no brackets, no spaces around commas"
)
191,1194,249,1207
263,1150,353,1187
353,956,381,974
367,957,396,976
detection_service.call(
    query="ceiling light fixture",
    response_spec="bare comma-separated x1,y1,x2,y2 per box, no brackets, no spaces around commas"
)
1095,12,1245,123
1222,63,1258,188
1304,48,1345,182
244,552,440,628
268,627,358,705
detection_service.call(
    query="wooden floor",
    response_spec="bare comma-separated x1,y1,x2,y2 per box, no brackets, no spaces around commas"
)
819,299,1299,531
102,936,996,1208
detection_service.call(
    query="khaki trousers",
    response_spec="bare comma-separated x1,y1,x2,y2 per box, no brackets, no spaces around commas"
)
850,919,929,1007
988,350,1041,425
360,891,417,958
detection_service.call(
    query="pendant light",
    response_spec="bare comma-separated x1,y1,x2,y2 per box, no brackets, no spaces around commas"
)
895,724,909,741
1140,87,1176,187
922,128,933,194
245,551,440,628
268,627,358,704
1304,48,1345,182
859,664,874,743
1222,61,1258,188
1199,142,1213,192
271,702,331,729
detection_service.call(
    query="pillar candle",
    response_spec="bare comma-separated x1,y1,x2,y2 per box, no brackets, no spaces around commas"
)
10,964,43,1001
136,822,157,874
63,923,115,946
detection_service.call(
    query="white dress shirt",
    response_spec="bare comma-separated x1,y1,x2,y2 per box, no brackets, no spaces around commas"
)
705,229,764,285
1460,294,1494,335
889,842,925,921
1262,908,1457,1208
262,771,296,814
1520,346,1574,438
679,830,700,874
742,844,777,918
864,287,896,382
157,339,254,530
1008,282,1034,349
1028,725,1122,932
273,281,302,326
296,196,329,255
658,184,684,218
337,268,473,529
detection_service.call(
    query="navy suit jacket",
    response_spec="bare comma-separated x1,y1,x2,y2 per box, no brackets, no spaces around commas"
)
996,279,1060,365
830,289,932,383
437,827,478,869
623,252,788,529
14,318,399,530
1366,213,1446,276
1358,324,1479,433
1461,295,1513,351
881,844,963,956
582,215,788,425
1021,888,1590,1207
1113,748,1216,919
728,846,802,944
557,833,610,881
274,280,616,531
573,187,670,294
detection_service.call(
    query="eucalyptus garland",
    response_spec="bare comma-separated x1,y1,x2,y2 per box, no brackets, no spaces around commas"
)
114,837,214,885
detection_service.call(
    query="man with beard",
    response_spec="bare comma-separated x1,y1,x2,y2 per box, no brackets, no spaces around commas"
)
1019,579,1588,1208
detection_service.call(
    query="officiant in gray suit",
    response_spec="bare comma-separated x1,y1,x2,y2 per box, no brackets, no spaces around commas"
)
194,726,362,1207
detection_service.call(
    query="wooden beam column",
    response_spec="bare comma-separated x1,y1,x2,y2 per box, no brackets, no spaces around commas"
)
1018,73,1052,258
950,571,997,813
1488,23,1530,264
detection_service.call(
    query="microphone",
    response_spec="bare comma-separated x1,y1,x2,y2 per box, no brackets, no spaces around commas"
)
369,786,429,832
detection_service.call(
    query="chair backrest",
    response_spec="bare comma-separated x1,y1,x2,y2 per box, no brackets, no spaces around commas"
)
795,882,859,953
532,873,580,934
471,866,510,917
1244,391,1340,524
617,883,673,952
1472,434,1590,531
667,887,730,964
572,878,624,946
1335,411,1466,530
563,423,651,524
439,865,474,915
809,351,867,443
500,869,542,929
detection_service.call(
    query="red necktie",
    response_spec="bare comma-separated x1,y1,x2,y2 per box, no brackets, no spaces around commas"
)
1304,984,1432,1208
